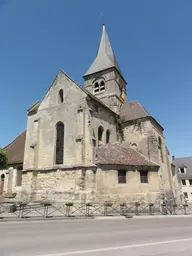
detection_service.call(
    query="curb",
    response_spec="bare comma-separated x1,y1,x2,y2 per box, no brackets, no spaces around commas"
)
95,216,126,220
1,214,191,223
133,215,192,219
0,215,132,223
0,216,95,222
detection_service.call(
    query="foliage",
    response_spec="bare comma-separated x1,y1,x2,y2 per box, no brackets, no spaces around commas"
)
105,201,113,207
134,120,143,133
40,199,51,206
116,116,124,141
0,148,8,170
65,202,74,207
86,202,92,207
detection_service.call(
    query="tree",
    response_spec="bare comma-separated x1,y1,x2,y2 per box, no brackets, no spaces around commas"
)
0,148,8,170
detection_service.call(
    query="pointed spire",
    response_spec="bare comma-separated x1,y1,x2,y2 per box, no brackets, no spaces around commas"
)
83,25,122,77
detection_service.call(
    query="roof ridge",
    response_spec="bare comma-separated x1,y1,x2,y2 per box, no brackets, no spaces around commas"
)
60,70,117,115
3,130,26,149
27,101,41,113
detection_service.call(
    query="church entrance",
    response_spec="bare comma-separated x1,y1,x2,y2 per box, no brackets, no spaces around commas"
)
0,174,5,195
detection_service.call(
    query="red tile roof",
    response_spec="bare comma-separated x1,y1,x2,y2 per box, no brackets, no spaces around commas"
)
96,142,158,167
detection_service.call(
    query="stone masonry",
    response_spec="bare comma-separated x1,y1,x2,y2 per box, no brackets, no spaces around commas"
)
3,24,174,203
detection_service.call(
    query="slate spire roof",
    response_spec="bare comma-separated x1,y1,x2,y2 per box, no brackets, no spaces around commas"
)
83,25,123,77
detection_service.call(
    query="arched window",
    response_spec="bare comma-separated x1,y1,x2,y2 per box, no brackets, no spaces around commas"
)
93,80,105,94
100,81,105,92
158,137,164,162
59,89,64,103
98,126,104,142
106,129,110,144
55,122,64,164
94,82,99,94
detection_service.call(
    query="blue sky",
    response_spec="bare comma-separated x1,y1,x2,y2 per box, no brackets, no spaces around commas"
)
0,0,191,157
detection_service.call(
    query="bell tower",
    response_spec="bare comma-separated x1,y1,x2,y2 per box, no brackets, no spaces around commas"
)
83,24,127,114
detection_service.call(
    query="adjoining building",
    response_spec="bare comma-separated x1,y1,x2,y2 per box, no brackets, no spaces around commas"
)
0,131,25,198
1,25,174,203
172,156,192,202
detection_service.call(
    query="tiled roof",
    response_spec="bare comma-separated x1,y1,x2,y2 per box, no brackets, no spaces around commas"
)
96,142,158,167
120,100,150,122
120,100,164,131
4,131,26,165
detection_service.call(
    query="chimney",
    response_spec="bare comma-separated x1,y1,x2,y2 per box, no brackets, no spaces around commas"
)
172,155,175,161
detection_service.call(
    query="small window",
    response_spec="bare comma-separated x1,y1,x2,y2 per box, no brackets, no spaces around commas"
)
189,180,192,186
93,80,105,94
59,89,64,103
94,82,99,94
184,192,188,198
98,126,104,142
118,170,126,184
180,168,185,174
140,171,148,183
106,129,110,144
94,82,99,89
182,180,186,186
100,81,105,91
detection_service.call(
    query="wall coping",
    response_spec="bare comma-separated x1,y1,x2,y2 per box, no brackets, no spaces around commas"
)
24,164,97,173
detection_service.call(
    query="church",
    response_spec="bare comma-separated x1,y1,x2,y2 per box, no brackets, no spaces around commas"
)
1,25,174,203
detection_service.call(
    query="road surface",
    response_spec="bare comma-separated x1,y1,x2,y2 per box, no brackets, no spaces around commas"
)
0,217,192,255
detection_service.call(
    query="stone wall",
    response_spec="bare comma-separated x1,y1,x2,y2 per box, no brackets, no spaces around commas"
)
0,168,22,197
24,71,89,170
21,167,161,203
94,167,159,202
21,168,97,202
87,97,117,148
84,68,125,114
123,118,173,199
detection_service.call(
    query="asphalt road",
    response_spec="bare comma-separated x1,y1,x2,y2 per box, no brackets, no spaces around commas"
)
1,217,192,256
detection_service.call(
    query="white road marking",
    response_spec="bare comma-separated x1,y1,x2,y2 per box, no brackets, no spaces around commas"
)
38,237,192,256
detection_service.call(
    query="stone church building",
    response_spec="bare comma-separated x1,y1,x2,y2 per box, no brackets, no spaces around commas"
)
1,25,174,203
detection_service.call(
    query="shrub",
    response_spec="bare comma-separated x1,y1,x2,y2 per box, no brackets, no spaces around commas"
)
0,148,8,170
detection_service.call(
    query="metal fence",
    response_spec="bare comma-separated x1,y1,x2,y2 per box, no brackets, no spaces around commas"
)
0,201,192,220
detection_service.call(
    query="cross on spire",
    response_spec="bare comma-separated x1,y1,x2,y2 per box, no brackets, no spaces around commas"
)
101,12,105,25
